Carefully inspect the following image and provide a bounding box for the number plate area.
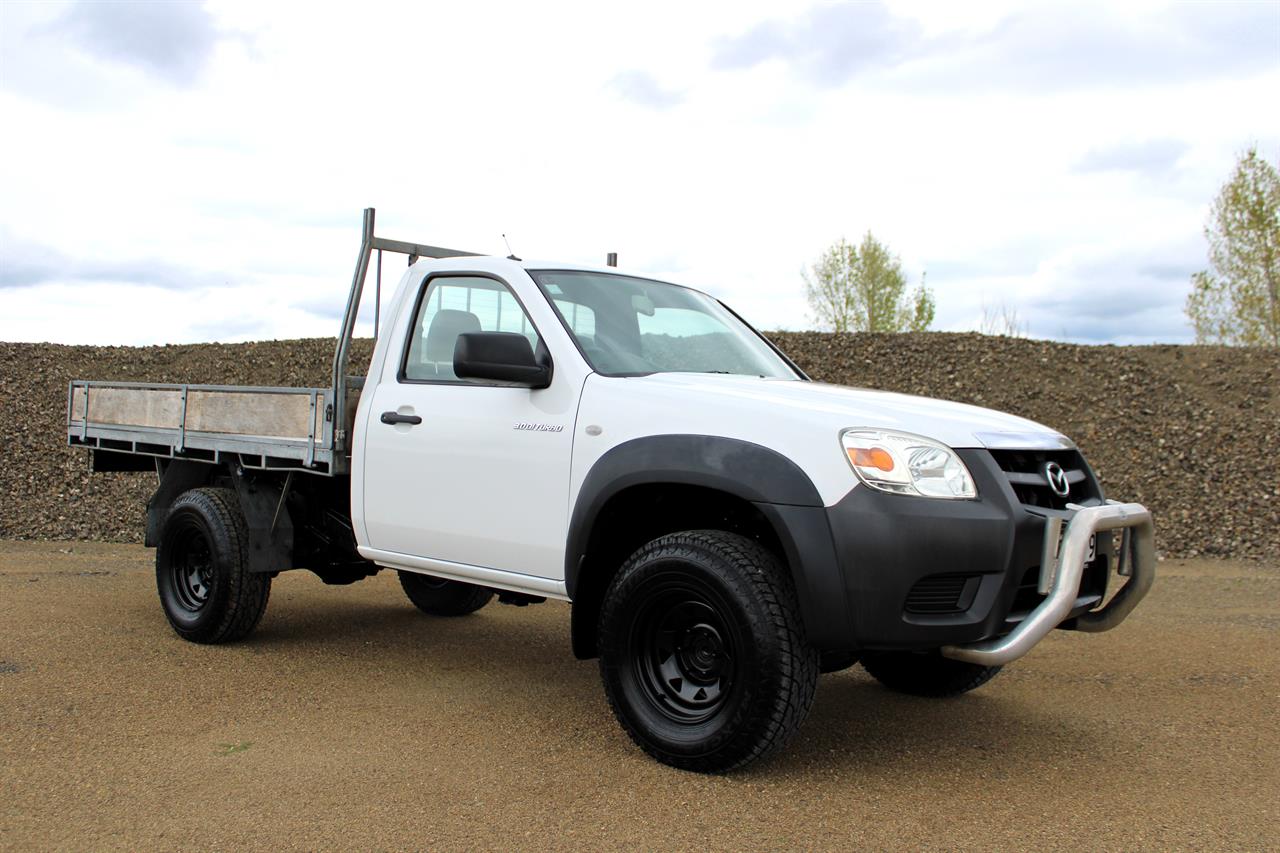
[1039,517,1099,596]
[1055,528,1097,563]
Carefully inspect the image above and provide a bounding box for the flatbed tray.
[67,380,339,474]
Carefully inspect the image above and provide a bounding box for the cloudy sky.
[1,0,1277,346]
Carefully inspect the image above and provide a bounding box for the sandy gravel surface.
[1,541,1276,851]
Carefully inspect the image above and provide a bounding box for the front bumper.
[797,447,1154,661]
[941,500,1154,664]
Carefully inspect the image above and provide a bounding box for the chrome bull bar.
[941,500,1155,666]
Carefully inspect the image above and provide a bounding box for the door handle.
[380,411,423,426]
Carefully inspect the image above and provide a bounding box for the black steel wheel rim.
[169,524,213,612]
[630,578,738,724]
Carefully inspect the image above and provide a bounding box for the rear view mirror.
[632,294,656,316]
[454,332,552,388]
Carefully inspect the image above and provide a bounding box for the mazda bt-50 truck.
[67,209,1155,772]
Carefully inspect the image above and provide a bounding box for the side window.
[403,276,541,382]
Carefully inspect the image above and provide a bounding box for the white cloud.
[1,0,1278,346]
[1074,139,1189,176]
[50,0,226,86]
[607,70,685,109]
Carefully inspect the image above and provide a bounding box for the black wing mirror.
[454,332,552,388]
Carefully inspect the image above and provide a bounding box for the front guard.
[941,501,1156,666]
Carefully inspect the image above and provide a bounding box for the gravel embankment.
[1,334,1276,559]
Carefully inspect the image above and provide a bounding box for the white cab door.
[361,273,577,581]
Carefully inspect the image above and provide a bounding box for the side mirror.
[454,332,552,388]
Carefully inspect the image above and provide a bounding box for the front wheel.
[597,530,819,773]
[860,651,1002,697]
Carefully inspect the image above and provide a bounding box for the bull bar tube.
[941,500,1155,666]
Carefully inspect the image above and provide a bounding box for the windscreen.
[529,270,798,379]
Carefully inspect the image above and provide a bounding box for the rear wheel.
[860,651,1001,697]
[155,487,270,644]
[598,530,818,773]
[398,572,493,616]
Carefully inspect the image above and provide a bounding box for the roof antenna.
[503,233,521,262]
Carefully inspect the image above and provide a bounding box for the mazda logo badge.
[1044,461,1070,497]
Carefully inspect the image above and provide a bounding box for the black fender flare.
[145,460,214,547]
[146,458,293,574]
[565,435,854,652]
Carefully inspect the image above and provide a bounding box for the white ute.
[69,210,1155,772]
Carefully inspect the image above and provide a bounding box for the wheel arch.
[148,458,294,575]
[566,435,852,658]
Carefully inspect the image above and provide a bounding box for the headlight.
[840,428,976,499]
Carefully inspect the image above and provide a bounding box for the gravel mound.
[1,333,1276,559]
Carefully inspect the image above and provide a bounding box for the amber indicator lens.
[847,447,895,471]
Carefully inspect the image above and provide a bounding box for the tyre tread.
[161,487,270,644]
[599,530,819,773]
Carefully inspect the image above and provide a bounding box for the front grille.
[988,448,1101,510]
[905,574,981,614]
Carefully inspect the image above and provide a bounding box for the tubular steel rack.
[69,209,480,476]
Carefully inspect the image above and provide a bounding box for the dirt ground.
[1,541,1276,851]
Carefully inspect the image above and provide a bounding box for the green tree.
[1185,147,1280,346]
[803,232,934,333]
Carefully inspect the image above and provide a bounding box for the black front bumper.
[759,448,1112,653]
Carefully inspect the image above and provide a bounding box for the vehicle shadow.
[748,671,1104,777]
[238,590,597,686]
[229,589,1101,778]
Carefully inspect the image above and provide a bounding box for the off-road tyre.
[860,651,1002,697]
[398,572,494,616]
[597,530,819,773]
[155,487,270,644]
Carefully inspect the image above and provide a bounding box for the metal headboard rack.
[328,208,480,470]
